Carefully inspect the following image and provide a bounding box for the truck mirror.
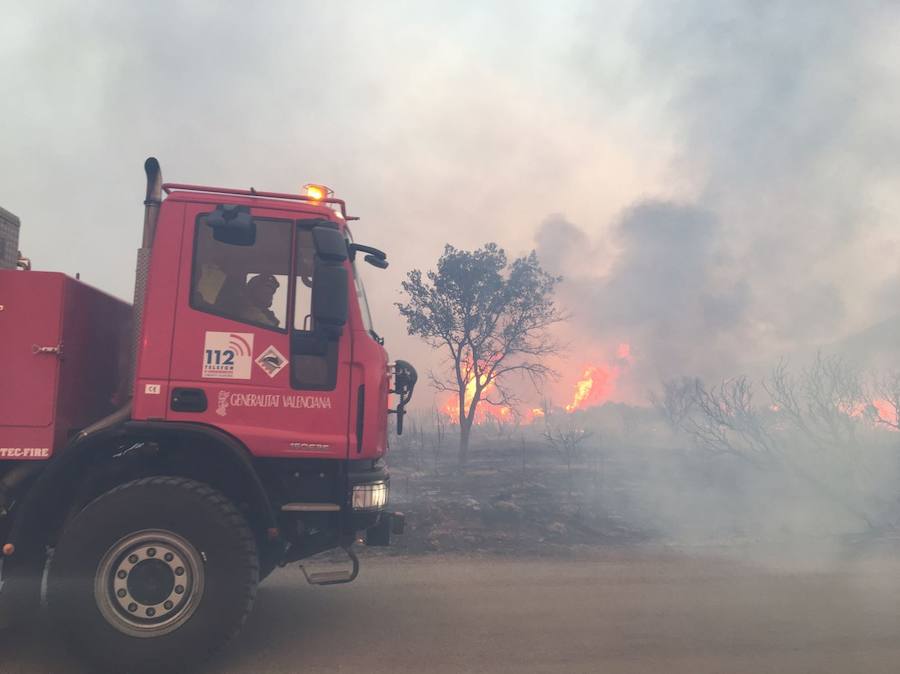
[349,243,388,270]
[312,260,349,338]
[364,254,389,269]
[308,225,349,338]
[312,226,348,262]
[312,218,349,338]
[208,204,256,246]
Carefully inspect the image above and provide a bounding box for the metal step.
[299,546,359,586]
[305,570,355,585]
[281,502,340,512]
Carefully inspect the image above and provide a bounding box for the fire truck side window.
[293,228,315,331]
[191,215,292,331]
[290,225,338,390]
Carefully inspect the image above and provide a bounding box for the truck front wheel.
[48,476,259,672]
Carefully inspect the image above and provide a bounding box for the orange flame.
[441,363,503,424]
[521,407,545,424]
[565,365,618,412]
[871,399,898,429]
[562,341,631,413]
[442,342,633,422]
[816,399,898,432]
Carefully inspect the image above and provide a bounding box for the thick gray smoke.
[4,1,900,405]
[536,1,900,396]
[538,203,751,389]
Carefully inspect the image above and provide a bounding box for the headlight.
[352,481,388,510]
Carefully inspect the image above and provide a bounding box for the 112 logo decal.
[202,332,254,379]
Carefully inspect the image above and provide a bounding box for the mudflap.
[0,554,44,630]
[365,511,404,547]
[0,559,16,629]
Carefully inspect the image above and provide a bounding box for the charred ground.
[384,435,650,556]
[375,391,900,558]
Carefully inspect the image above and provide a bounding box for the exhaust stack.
[128,157,163,395]
[142,157,162,247]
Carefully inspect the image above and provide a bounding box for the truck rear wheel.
[48,476,259,672]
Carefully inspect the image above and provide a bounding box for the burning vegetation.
[388,351,900,555]
[437,341,634,422]
[396,236,900,546]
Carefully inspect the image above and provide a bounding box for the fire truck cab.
[0,159,415,671]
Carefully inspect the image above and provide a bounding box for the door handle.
[32,343,64,358]
[171,388,207,413]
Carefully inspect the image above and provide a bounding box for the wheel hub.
[126,557,176,606]
[95,530,205,637]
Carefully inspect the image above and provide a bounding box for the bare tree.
[650,376,700,434]
[429,406,447,474]
[397,243,565,465]
[544,421,593,496]
[866,370,900,432]
[620,405,639,445]
[519,432,528,486]
[489,409,519,439]
[764,354,888,529]
[659,355,885,530]
[684,376,778,467]
[413,414,425,472]
[764,353,863,451]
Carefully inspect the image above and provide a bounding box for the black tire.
[259,559,278,583]
[48,476,259,673]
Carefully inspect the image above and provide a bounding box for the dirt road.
[6,547,900,673]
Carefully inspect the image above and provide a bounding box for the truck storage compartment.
[0,270,132,458]
[0,207,19,270]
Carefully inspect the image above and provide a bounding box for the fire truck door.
[165,206,351,460]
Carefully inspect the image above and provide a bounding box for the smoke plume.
[536,1,900,400]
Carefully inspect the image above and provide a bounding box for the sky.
[3,1,900,410]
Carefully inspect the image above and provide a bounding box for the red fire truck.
[0,159,415,671]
